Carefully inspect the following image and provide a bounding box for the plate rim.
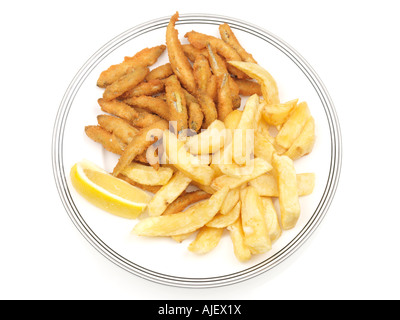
[52,13,342,288]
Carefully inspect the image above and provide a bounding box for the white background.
[1,0,399,300]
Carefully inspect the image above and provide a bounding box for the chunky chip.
[272,153,301,230]
[163,130,215,185]
[147,171,191,216]
[227,60,280,105]
[240,186,271,254]
[132,186,229,236]
[121,162,173,186]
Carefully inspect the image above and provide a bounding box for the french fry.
[219,187,240,215]
[162,190,211,215]
[249,172,315,197]
[223,109,242,130]
[261,99,298,127]
[190,181,216,195]
[284,116,315,160]
[211,157,272,190]
[237,94,260,130]
[233,94,259,164]
[227,61,279,105]
[163,130,215,185]
[272,153,300,230]
[185,119,226,155]
[120,162,173,186]
[171,232,195,243]
[210,142,233,173]
[227,218,252,262]
[103,66,149,101]
[240,186,271,254]
[261,197,282,243]
[256,115,274,138]
[132,186,229,236]
[275,101,311,149]
[207,200,240,228]
[117,174,161,194]
[254,131,275,164]
[188,226,224,254]
[147,171,192,216]
[218,157,271,178]
[97,45,166,88]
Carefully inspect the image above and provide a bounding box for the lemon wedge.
[70,160,152,219]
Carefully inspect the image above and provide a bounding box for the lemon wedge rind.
[70,159,151,219]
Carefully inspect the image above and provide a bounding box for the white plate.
[52,14,342,288]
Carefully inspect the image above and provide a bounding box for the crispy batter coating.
[97,114,139,144]
[185,31,241,62]
[98,98,161,128]
[193,53,218,128]
[182,44,208,63]
[124,95,171,121]
[97,45,166,87]
[207,74,218,102]
[193,54,212,93]
[206,43,227,77]
[85,125,125,155]
[207,44,240,114]
[188,101,204,132]
[102,66,149,101]
[183,87,203,133]
[86,121,153,166]
[165,74,188,133]
[98,98,139,123]
[119,79,165,100]
[145,63,173,81]
[219,23,257,63]
[112,119,168,176]
[130,107,163,128]
[217,73,234,121]
[166,12,197,95]
[185,30,247,79]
